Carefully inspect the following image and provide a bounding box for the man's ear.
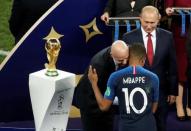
[158,13,161,20]
[141,57,146,65]
[110,52,113,57]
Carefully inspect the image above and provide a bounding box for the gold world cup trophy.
[43,27,63,76]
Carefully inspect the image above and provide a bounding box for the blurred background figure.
[186,25,191,120]
[165,0,191,121]
[9,0,58,44]
[100,0,153,40]
[153,0,169,29]
[101,0,153,24]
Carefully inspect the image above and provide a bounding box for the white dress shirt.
[141,27,156,54]
[131,1,136,8]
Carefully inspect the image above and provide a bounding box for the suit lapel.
[138,29,144,43]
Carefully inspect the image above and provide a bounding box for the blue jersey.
[104,66,159,131]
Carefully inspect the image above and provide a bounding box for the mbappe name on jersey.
[123,76,145,84]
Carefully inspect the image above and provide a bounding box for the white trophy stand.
[29,69,75,131]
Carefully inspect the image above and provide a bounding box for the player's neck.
[129,61,143,67]
[129,63,142,67]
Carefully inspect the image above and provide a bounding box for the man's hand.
[100,12,109,24]
[165,7,174,16]
[88,65,98,86]
[167,95,176,105]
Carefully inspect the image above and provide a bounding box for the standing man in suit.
[74,40,129,131]
[9,0,58,43]
[123,6,178,131]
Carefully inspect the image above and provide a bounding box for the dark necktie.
[147,33,153,66]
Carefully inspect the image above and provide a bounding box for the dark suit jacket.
[123,28,178,96]
[74,47,116,115]
[9,0,58,43]
[104,0,153,17]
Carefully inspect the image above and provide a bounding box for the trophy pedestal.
[29,69,75,131]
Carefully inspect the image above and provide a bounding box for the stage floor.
[0,109,190,131]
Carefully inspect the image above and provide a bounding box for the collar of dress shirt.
[141,27,157,54]
[141,27,156,39]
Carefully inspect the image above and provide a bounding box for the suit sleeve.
[91,62,110,94]
[103,0,115,16]
[168,33,178,95]
[9,0,23,38]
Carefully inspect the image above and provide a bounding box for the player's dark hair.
[129,43,146,60]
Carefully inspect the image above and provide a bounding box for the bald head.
[111,40,129,66]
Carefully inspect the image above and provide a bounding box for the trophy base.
[45,70,59,77]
